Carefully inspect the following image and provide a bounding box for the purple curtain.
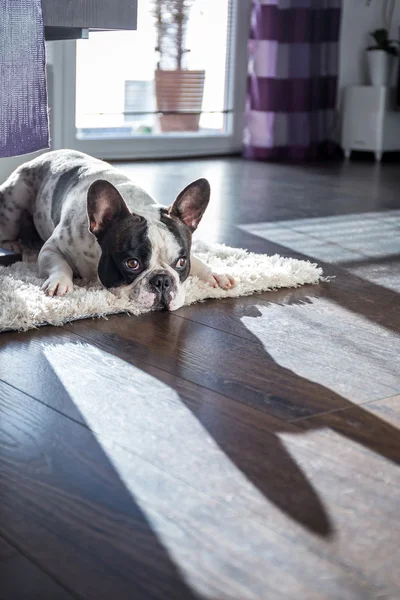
[0,0,49,157]
[243,0,342,162]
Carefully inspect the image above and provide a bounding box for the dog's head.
[87,177,210,311]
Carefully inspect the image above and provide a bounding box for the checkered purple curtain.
[0,0,49,157]
[243,0,342,162]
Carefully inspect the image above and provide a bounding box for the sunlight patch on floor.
[239,211,400,272]
[239,300,400,402]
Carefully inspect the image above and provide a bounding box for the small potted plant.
[367,28,399,86]
[152,0,205,132]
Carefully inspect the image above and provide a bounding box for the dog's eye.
[125,258,140,271]
[176,256,187,269]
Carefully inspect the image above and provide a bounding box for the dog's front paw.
[1,240,22,253]
[42,275,73,297]
[204,272,236,290]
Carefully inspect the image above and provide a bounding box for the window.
[50,0,249,159]
[76,0,231,138]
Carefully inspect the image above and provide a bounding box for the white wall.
[339,0,400,92]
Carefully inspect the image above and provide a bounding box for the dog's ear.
[168,178,210,233]
[87,180,130,237]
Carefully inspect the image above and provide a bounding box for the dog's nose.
[149,273,172,294]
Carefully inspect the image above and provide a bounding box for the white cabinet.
[341,85,400,162]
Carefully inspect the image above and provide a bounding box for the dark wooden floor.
[1,156,400,600]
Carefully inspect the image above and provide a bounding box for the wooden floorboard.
[0,346,336,536]
[0,536,18,562]
[0,313,380,423]
[174,279,400,398]
[1,157,400,599]
[0,554,75,600]
[1,378,399,599]
[67,309,398,417]
[0,534,75,599]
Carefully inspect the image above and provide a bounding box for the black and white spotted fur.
[0,150,234,310]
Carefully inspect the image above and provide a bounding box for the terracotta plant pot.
[154,70,205,132]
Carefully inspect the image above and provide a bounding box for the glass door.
[52,0,250,159]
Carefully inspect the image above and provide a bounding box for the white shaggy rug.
[0,240,324,332]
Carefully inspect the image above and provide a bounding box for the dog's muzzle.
[149,273,173,311]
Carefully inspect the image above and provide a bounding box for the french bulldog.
[0,149,235,310]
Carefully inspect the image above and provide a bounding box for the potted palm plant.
[152,0,205,132]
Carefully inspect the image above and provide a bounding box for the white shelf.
[341,85,400,161]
